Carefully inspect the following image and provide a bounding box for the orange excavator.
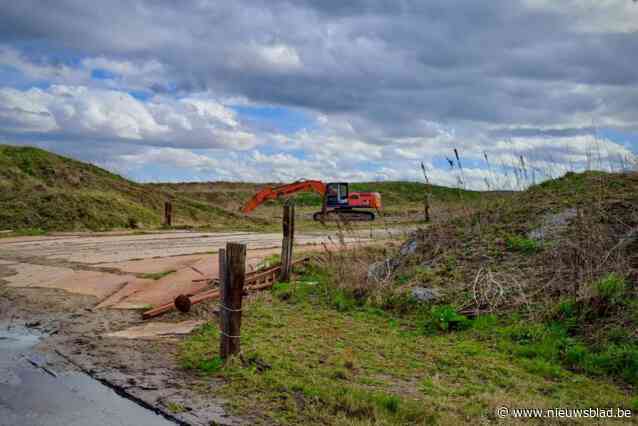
[242,180,382,221]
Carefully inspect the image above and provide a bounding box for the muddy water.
[0,326,176,426]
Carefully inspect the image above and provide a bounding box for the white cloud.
[230,43,303,72]
[524,0,638,33]
[0,45,171,94]
[256,44,303,71]
[0,46,89,84]
[0,85,258,149]
[0,88,57,132]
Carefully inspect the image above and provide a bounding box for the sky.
[0,0,637,189]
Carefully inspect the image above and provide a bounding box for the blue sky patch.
[599,128,638,150]
[128,90,153,101]
[232,105,314,134]
[91,68,118,80]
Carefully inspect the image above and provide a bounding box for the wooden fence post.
[219,242,246,359]
[218,247,226,292]
[280,200,295,282]
[164,201,173,227]
[424,190,430,222]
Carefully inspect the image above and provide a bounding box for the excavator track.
[313,210,375,222]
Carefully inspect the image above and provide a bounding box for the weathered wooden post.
[164,201,173,227]
[279,200,295,282]
[218,248,226,289]
[219,242,246,359]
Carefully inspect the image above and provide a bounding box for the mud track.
[0,228,408,425]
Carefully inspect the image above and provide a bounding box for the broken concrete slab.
[110,268,211,310]
[5,265,134,299]
[104,320,205,339]
[98,255,206,274]
[95,277,160,310]
[4,263,76,288]
[99,251,282,310]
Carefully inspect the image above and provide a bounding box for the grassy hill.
[0,146,252,232]
[0,145,493,232]
[362,170,638,385]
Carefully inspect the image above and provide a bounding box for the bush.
[563,343,588,368]
[426,305,470,333]
[272,282,293,301]
[596,273,626,304]
[585,344,638,385]
[505,235,541,254]
[196,355,225,373]
[474,317,638,386]
[375,394,400,413]
[332,290,358,312]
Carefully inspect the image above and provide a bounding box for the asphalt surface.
[0,325,176,426]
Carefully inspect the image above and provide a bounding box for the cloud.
[0,85,258,149]
[0,0,637,188]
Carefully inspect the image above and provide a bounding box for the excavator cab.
[326,182,349,208]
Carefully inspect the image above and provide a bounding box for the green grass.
[165,402,186,414]
[0,228,48,237]
[470,316,638,386]
[505,235,541,254]
[139,270,176,280]
[180,268,635,424]
[596,273,627,304]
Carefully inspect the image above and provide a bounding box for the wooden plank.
[142,257,309,320]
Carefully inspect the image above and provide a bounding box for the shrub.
[375,394,400,413]
[596,273,626,305]
[586,344,638,385]
[426,305,470,332]
[553,299,579,331]
[563,343,588,368]
[332,290,358,312]
[272,282,293,301]
[505,235,541,254]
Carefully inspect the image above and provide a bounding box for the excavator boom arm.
[242,180,326,214]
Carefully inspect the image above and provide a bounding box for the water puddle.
[0,326,177,426]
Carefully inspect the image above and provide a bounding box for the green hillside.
[157,179,483,210]
[0,145,493,232]
[0,145,252,232]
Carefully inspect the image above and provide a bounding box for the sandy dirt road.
[0,228,406,309]
[0,228,409,425]
[0,229,372,264]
